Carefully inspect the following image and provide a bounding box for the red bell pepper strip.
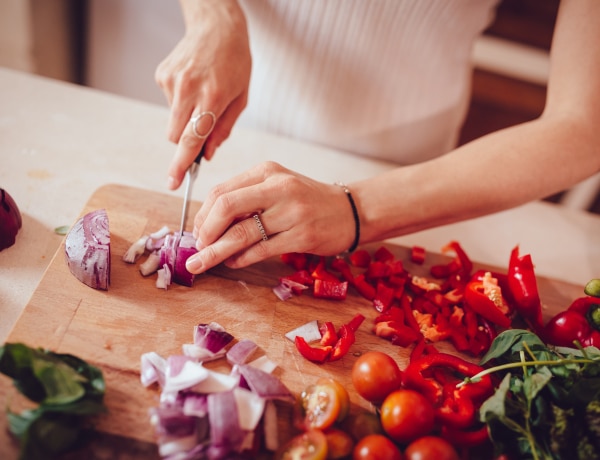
[344,313,366,332]
[313,279,348,300]
[319,322,338,347]
[353,274,376,301]
[311,257,341,282]
[373,281,396,313]
[294,336,331,363]
[463,276,511,328]
[330,257,355,283]
[403,353,494,430]
[348,249,371,268]
[374,246,395,263]
[411,245,426,264]
[441,424,490,448]
[430,241,473,279]
[373,321,420,347]
[507,246,544,333]
[329,325,356,361]
[401,293,423,337]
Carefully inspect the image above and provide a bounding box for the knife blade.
[179,147,205,235]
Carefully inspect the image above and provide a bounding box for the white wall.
[85,0,184,106]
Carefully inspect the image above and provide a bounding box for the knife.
[179,147,205,235]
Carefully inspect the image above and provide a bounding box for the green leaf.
[53,225,70,236]
[480,329,546,365]
[523,367,552,402]
[32,358,86,405]
[480,373,511,422]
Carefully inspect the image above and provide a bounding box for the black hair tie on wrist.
[335,182,360,253]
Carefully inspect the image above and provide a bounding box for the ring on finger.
[253,214,269,241]
[190,111,217,139]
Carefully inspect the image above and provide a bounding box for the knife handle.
[193,146,205,164]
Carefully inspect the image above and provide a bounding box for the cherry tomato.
[351,351,402,404]
[341,411,383,441]
[324,428,354,459]
[353,434,403,460]
[380,389,435,444]
[317,377,350,422]
[301,379,347,430]
[404,436,459,460]
[275,429,328,460]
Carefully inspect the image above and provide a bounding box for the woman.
[155,0,600,275]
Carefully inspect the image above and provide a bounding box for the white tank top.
[237,0,499,164]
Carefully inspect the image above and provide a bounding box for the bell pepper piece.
[329,325,355,361]
[294,336,332,363]
[373,321,420,347]
[281,252,309,271]
[401,294,423,337]
[330,257,355,283]
[403,353,493,430]
[411,245,426,264]
[348,249,371,268]
[313,279,348,300]
[319,321,338,347]
[353,274,376,301]
[311,257,341,283]
[365,261,391,280]
[463,275,511,328]
[373,281,395,313]
[374,246,395,263]
[344,313,366,332]
[507,246,544,333]
[441,424,490,448]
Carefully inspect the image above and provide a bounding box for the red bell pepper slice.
[373,281,395,313]
[281,252,309,271]
[373,321,420,347]
[374,246,395,262]
[344,313,366,332]
[411,245,426,264]
[319,321,338,347]
[294,336,332,363]
[311,257,341,283]
[463,277,511,328]
[330,257,355,283]
[329,325,356,361]
[313,279,348,300]
[507,246,544,333]
[353,274,376,301]
[348,249,371,268]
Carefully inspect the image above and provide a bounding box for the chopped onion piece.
[273,278,309,300]
[284,319,321,343]
[191,368,238,393]
[193,322,234,353]
[263,400,279,452]
[123,235,149,263]
[182,393,208,418]
[150,225,171,240]
[235,364,293,401]
[233,387,265,431]
[248,355,278,374]
[141,351,167,387]
[140,250,161,276]
[207,391,245,455]
[226,339,258,365]
[64,208,110,290]
[182,344,225,362]
[163,361,209,394]
[157,264,171,290]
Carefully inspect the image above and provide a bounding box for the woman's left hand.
[185,162,357,274]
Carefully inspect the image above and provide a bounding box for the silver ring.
[253,214,269,241]
[190,111,217,139]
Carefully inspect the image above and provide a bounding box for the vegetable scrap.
[123,225,200,289]
[141,322,294,458]
[0,188,22,251]
[287,314,365,364]
[64,208,110,290]
[0,343,107,460]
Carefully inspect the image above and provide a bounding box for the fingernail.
[167,176,178,190]
[186,253,203,273]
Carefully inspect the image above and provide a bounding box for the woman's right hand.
[155,0,252,190]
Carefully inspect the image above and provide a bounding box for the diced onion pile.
[141,322,293,458]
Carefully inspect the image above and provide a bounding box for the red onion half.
[0,188,22,251]
[65,208,111,290]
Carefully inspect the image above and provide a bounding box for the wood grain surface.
[0,184,585,459]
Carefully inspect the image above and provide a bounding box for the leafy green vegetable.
[0,343,107,460]
[472,330,600,460]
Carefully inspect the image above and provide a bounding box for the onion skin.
[65,209,111,290]
[0,188,22,251]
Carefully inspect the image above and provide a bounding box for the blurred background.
[1,0,599,213]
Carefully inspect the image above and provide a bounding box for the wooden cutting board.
[0,184,584,459]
